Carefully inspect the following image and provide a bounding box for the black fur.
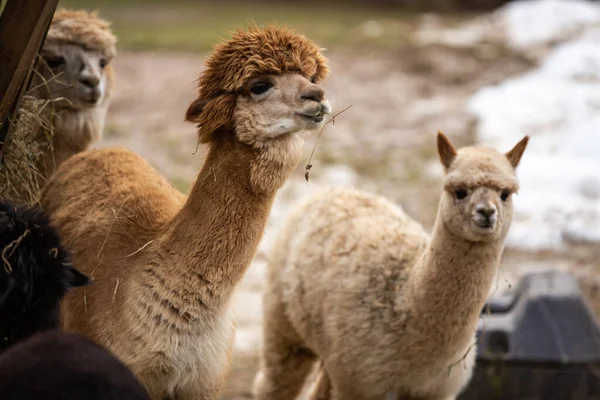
[0,201,90,353]
[0,330,150,400]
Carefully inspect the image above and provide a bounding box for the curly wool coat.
[0,202,89,354]
[186,26,329,142]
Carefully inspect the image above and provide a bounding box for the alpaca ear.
[437,130,457,170]
[185,98,208,123]
[64,266,92,288]
[505,135,529,168]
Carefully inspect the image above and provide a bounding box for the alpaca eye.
[310,76,317,84]
[250,82,273,95]
[500,190,510,201]
[99,58,107,69]
[454,189,467,200]
[45,55,65,69]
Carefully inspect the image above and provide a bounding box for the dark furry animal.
[0,201,90,353]
[0,330,150,400]
[0,203,148,399]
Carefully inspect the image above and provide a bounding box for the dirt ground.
[97,44,600,399]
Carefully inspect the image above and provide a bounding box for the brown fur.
[40,26,330,400]
[437,129,457,170]
[253,132,529,400]
[505,135,529,168]
[187,26,329,143]
[46,9,117,58]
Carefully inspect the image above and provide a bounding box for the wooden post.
[0,0,59,161]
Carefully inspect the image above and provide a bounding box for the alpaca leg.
[252,298,317,400]
[252,340,316,400]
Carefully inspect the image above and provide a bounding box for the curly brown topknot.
[186,26,330,143]
[47,9,117,59]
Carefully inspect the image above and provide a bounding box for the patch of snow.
[503,0,600,50]
[415,0,600,53]
[541,28,600,80]
[468,25,600,251]
[414,12,501,48]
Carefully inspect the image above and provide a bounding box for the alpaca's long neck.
[43,107,106,174]
[152,134,301,309]
[408,216,503,349]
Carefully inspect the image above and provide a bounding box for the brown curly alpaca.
[41,26,330,400]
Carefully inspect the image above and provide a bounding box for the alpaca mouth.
[474,219,495,230]
[80,87,102,105]
[297,113,324,123]
[83,94,101,105]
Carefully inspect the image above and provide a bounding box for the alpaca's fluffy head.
[0,331,150,400]
[0,202,90,351]
[185,26,330,144]
[436,131,529,243]
[30,9,117,110]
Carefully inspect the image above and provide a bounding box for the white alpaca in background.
[253,131,529,400]
[29,8,117,175]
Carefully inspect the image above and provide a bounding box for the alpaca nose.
[476,205,496,218]
[301,88,325,103]
[80,75,100,89]
[475,204,497,228]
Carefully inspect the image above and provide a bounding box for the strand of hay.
[0,94,57,205]
[304,104,353,182]
[2,228,30,273]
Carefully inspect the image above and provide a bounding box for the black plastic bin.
[458,270,600,400]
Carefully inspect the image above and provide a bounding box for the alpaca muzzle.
[321,100,332,116]
[473,203,497,229]
[297,100,331,123]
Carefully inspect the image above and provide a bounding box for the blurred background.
[11,0,600,397]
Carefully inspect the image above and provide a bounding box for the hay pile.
[0,95,56,205]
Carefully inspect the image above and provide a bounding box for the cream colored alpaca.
[253,132,529,400]
[41,27,330,400]
[30,8,116,176]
